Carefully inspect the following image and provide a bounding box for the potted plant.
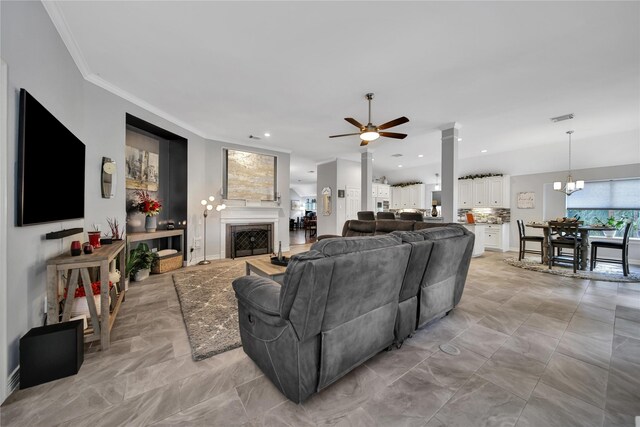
[595,216,626,237]
[126,243,157,281]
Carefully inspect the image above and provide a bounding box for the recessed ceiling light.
[481,149,488,153]
[418,154,424,158]
[457,138,463,142]
[264,132,270,137]
[398,165,403,168]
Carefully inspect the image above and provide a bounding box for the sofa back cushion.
[374,219,415,235]
[341,220,376,237]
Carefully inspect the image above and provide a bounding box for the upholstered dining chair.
[548,221,582,273]
[590,221,632,276]
[517,219,544,263]
[377,212,395,220]
[357,211,376,221]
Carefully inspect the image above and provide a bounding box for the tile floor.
[1,251,639,426]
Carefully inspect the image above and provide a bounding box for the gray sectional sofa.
[232,224,474,403]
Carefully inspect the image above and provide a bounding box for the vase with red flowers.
[132,190,162,232]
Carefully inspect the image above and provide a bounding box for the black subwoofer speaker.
[19,319,84,389]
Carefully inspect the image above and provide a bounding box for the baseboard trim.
[7,366,19,396]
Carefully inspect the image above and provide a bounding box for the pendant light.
[553,130,584,196]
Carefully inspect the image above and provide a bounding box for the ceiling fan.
[329,93,409,146]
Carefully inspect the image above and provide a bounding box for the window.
[566,178,640,238]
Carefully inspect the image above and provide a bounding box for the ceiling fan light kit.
[330,93,409,146]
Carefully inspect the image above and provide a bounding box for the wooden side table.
[46,240,126,350]
[245,257,288,284]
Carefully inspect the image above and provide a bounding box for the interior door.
[346,187,360,220]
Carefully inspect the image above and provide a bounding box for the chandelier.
[553,130,584,196]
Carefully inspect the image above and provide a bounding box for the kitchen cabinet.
[473,179,488,207]
[484,223,510,252]
[372,183,391,199]
[391,187,402,209]
[462,223,485,257]
[458,176,510,208]
[458,179,473,208]
[390,184,426,209]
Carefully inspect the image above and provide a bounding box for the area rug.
[172,259,246,361]
[504,257,640,283]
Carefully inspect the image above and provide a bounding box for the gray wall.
[0,0,290,395]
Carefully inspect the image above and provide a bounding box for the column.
[361,151,373,211]
[441,123,460,222]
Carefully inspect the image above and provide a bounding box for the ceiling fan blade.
[360,140,369,146]
[379,132,407,139]
[377,116,409,130]
[329,133,361,138]
[344,118,364,129]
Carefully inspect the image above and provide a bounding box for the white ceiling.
[46,1,640,189]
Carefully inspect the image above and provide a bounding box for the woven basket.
[152,252,183,274]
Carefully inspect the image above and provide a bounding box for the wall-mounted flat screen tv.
[18,89,85,226]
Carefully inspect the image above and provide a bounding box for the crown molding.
[41,1,91,78]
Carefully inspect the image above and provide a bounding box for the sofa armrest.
[232,276,281,316]
[317,234,341,241]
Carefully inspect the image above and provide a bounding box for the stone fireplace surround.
[219,206,280,259]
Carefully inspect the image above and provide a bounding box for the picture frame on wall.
[223,149,277,201]
[517,192,535,209]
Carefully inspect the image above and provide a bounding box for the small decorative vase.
[70,240,82,256]
[145,215,157,232]
[431,205,438,217]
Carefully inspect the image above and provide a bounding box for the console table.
[127,229,185,265]
[46,240,126,350]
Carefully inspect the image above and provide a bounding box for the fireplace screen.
[228,223,273,258]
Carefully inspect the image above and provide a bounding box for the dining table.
[526,222,617,270]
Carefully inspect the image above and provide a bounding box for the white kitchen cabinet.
[377,184,390,198]
[458,176,510,208]
[390,184,426,209]
[458,179,473,208]
[462,223,485,257]
[473,178,488,207]
[391,187,402,209]
[484,223,510,252]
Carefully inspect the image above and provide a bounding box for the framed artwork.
[224,149,277,201]
[125,146,159,191]
[517,192,535,209]
[322,187,332,216]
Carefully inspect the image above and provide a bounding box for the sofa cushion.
[375,219,415,235]
[390,230,425,243]
[342,220,376,237]
[414,225,466,241]
[311,234,401,257]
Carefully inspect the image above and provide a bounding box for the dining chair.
[377,212,395,220]
[517,219,544,263]
[357,211,376,221]
[399,212,424,221]
[548,221,582,273]
[590,221,632,276]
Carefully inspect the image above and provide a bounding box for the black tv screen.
[18,89,85,226]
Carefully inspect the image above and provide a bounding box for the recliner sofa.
[232,225,473,403]
[318,218,450,240]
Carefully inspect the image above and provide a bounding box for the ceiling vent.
[249,135,261,140]
[391,153,403,157]
[550,114,574,123]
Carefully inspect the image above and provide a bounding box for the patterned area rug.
[172,259,246,361]
[504,257,640,282]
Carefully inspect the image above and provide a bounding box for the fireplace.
[226,223,273,259]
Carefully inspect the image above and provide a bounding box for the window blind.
[567,178,640,209]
